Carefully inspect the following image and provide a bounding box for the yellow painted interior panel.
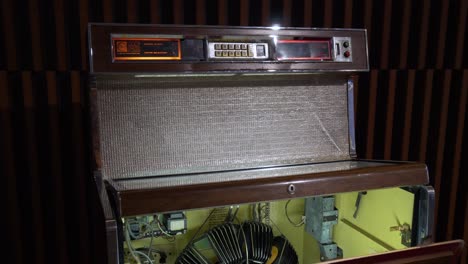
[124,187,416,263]
[124,200,313,263]
[334,187,415,258]
[333,219,388,258]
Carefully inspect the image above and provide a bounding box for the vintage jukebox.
[88,24,464,264]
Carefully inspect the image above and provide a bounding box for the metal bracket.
[305,196,343,261]
[319,243,343,261]
[353,191,367,218]
[305,196,338,244]
[347,77,357,158]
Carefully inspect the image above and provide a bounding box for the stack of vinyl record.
[207,223,244,264]
[267,236,299,264]
[176,222,297,264]
[177,246,210,264]
[239,221,273,263]
[176,247,210,264]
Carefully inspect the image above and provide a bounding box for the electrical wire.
[277,236,287,263]
[268,216,285,237]
[231,206,239,221]
[152,216,176,242]
[225,206,240,223]
[127,219,157,256]
[125,221,142,264]
[127,220,145,240]
[146,225,155,256]
[125,219,157,263]
[156,221,171,237]
[133,250,154,264]
[285,200,305,227]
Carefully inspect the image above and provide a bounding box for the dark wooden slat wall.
[1,0,467,263]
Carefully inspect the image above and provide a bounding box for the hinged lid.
[92,73,355,180]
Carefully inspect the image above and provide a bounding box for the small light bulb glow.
[271,24,281,30]
[269,35,278,45]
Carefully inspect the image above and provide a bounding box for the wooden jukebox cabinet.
[88,24,464,264]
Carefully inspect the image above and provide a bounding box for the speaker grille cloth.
[96,75,350,180]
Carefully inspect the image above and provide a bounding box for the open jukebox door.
[88,24,465,264]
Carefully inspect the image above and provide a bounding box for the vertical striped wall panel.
[1,0,467,263]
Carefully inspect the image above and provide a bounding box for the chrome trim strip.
[347,78,357,158]
[364,29,370,71]
[88,23,94,73]
[88,22,368,32]
[418,186,435,244]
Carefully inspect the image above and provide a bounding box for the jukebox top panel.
[88,24,368,72]
[87,25,432,220]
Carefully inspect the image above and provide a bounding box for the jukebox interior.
[121,186,431,264]
[88,24,445,264]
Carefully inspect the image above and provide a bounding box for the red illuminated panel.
[112,38,181,61]
[276,39,331,61]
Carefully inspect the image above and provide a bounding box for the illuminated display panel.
[112,38,181,61]
[276,40,331,61]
